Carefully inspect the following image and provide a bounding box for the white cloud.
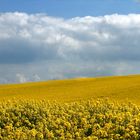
[16,73,27,83]
[0,12,140,83]
[33,74,40,81]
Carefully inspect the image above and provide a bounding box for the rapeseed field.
[1,99,140,139]
[0,74,140,103]
[0,75,140,139]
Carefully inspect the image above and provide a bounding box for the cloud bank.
[0,12,140,83]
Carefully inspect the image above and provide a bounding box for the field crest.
[0,75,140,104]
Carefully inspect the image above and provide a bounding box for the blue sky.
[0,0,140,18]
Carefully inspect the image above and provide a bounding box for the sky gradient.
[0,0,140,18]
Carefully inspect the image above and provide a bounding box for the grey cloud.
[1,13,140,63]
[0,13,140,83]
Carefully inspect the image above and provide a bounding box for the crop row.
[0,98,140,139]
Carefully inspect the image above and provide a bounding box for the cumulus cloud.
[33,74,40,81]
[0,12,140,83]
[16,73,27,83]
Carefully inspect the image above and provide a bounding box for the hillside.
[1,75,140,139]
[0,74,140,104]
